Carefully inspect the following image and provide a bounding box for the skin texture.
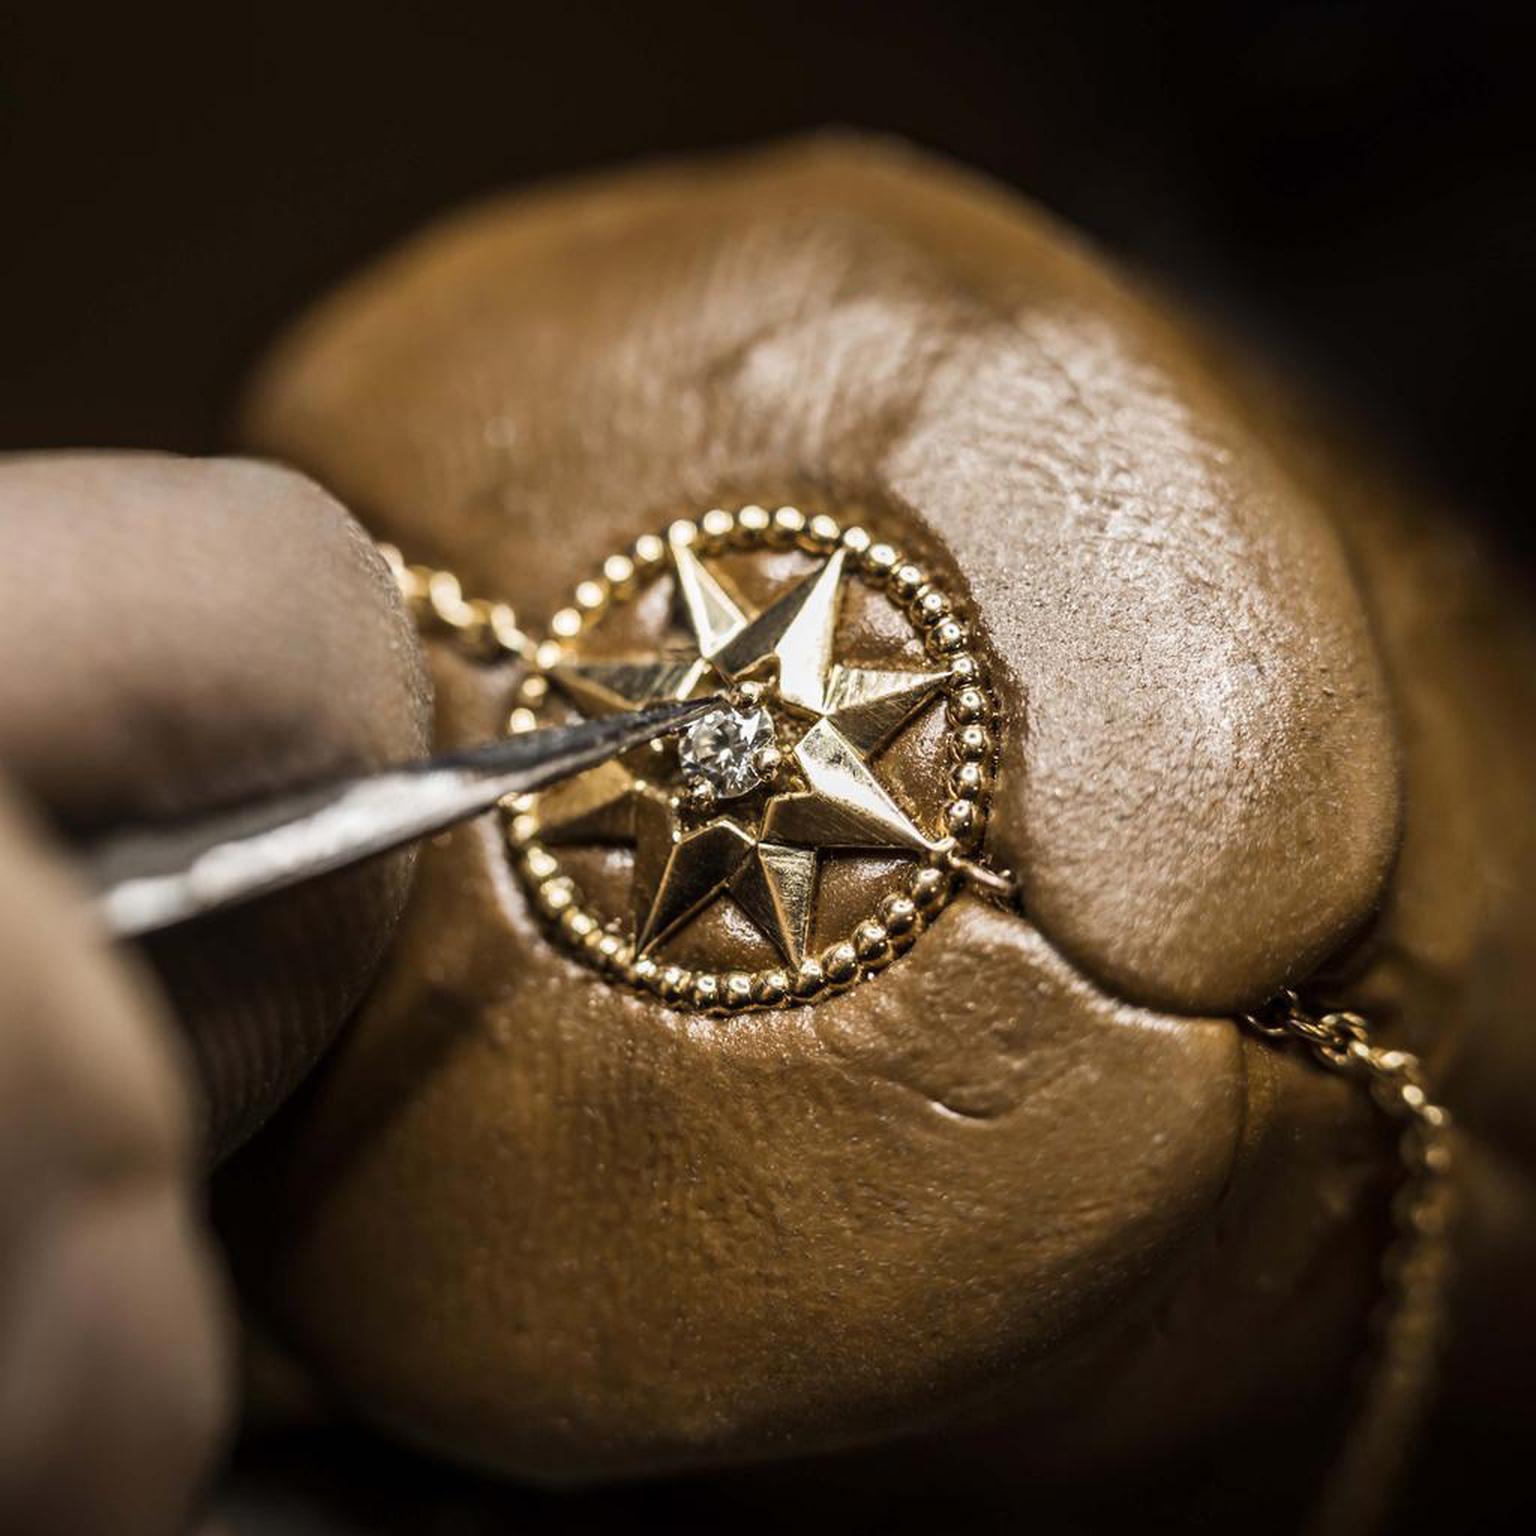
[0,453,432,1531]
[224,138,1533,1489]
[0,786,226,1536]
[0,453,432,1155]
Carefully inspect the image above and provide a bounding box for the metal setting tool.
[87,696,721,938]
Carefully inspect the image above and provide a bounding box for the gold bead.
[701,507,735,543]
[806,512,841,549]
[931,618,967,653]
[596,932,623,961]
[949,653,979,682]
[668,518,698,548]
[953,761,987,797]
[684,777,719,812]
[574,579,607,612]
[912,866,948,908]
[756,970,790,1004]
[426,569,469,625]
[533,639,565,671]
[854,921,889,961]
[550,606,583,639]
[509,706,539,733]
[509,812,539,844]
[865,542,899,575]
[692,973,721,1009]
[824,942,859,983]
[772,506,807,541]
[891,563,926,599]
[949,686,985,723]
[518,673,549,704]
[945,799,979,838]
[633,532,666,567]
[724,972,754,1007]
[602,553,636,589]
[488,603,527,655]
[562,908,597,940]
[540,878,575,915]
[633,956,659,984]
[794,958,825,996]
[525,846,558,880]
[660,965,691,999]
[753,745,784,779]
[956,724,990,760]
[915,588,951,625]
[738,504,771,538]
[879,894,918,936]
[841,524,871,557]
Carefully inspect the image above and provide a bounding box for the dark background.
[1,1,1532,558]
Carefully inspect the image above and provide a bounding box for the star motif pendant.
[505,506,998,1012]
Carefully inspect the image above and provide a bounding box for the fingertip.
[0,1182,231,1536]
[0,789,231,1535]
[0,452,433,1152]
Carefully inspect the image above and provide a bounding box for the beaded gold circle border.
[503,505,1000,1012]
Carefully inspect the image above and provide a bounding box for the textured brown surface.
[243,139,1399,1014]
[224,139,1532,1481]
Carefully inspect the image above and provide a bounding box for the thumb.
[0,452,432,1157]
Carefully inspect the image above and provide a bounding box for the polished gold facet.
[765,718,934,854]
[635,818,755,956]
[670,531,747,658]
[628,790,681,936]
[534,758,639,844]
[552,656,712,716]
[714,546,845,712]
[822,663,951,755]
[729,842,817,966]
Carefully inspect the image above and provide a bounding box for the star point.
[714,547,846,711]
[670,531,748,658]
[763,719,935,855]
[729,842,817,966]
[634,816,755,956]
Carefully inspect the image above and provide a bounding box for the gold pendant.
[505,505,998,1011]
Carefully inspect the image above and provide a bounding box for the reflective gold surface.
[508,507,994,1009]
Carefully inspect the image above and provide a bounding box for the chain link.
[1243,990,1456,1536]
[379,543,536,664]
[388,545,1453,1536]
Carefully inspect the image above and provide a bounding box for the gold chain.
[379,543,536,664]
[384,541,1453,1536]
[1242,991,1456,1536]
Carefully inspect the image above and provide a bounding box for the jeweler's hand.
[0,451,431,1534]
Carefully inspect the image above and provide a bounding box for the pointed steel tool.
[86,696,721,939]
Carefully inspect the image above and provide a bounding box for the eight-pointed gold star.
[532,529,950,966]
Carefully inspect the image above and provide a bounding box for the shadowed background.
[0,0,1530,565]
